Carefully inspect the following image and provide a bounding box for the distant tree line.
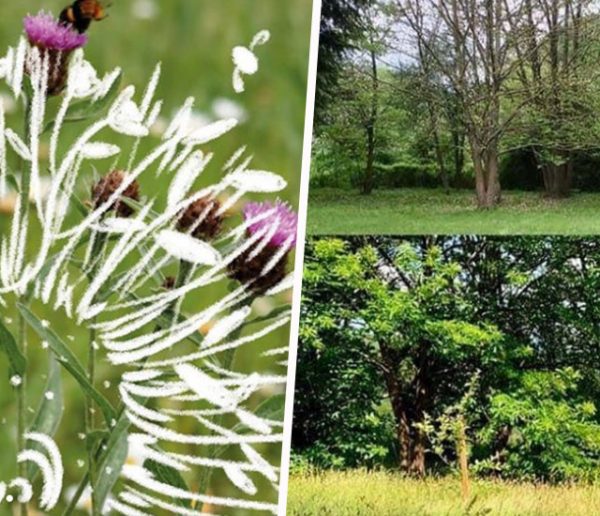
[314,0,600,206]
[293,237,600,481]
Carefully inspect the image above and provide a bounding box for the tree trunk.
[432,126,449,193]
[543,161,573,198]
[362,46,378,195]
[471,138,501,208]
[409,352,431,477]
[363,124,375,195]
[383,364,411,470]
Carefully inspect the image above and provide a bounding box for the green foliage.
[477,369,600,482]
[294,236,600,484]
[0,317,26,379]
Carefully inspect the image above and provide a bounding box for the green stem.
[86,323,99,516]
[62,471,89,516]
[86,233,107,516]
[67,259,190,513]
[17,312,27,516]
[15,95,32,516]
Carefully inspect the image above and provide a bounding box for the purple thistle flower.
[24,12,88,51]
[243,201,298,248]
[227,201,297,294]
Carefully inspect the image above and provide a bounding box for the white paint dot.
[233,46,258,75]
[10,375,22,387]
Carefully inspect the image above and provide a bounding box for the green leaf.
[43,72,123,133]
[17,304,116,425]
[0,317,26,378]
[93,414,129,511]
[255,394,286,421]
[27,355,63,478]
[143,459,192,508]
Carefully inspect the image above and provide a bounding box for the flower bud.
[177,196,223,241]
[91,170,140,218]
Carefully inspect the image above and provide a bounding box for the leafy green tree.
[294,236,600,482]
[317,0,373,120]
[477,369,600,481]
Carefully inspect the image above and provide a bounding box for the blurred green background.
[0,0,312,513]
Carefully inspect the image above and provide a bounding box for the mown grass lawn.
[308,188,600,235]
[288,471,600,515]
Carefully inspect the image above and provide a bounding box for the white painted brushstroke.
[265,272,295,295]
[8,478,32,504]
[124,489,205,516]
[232,47,258,75]
[122,370,163,383]
[183,118,238,146]
[119,491,152,509]
[262,346,289,357]
[140,63,162,117]
[120,385,172,423]
[223,145,247,171]
[175,364,239,409]
[167,151,210,208]
[232,67,245,94]
[224,465,257,495]
[155,230,221,266]
[0,99,6,198]
[0,34,290,514]
[236,409,273,435]
[163,97,194,140]
[122,465,279,513]
[95,218,147,235]
[24,432,63,509]
[241,443,279,482]
[81,142,121,160]
[145,315,291,368]
[93,66,122,102]
[250,30,271,50]
[228,169,287,193]
[68,55,99,98]
[5,129,31,161]
[11,38,26,99]
[106,499,151,516]
[203,306,251,348]
[144,100,162,129]
[16,451,54,509]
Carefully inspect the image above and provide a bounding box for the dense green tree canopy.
[293,237,600,481]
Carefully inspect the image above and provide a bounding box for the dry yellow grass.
[287,470,600,515]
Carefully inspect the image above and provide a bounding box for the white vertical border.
[278,0,322,513]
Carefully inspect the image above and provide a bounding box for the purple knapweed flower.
[24,12,88,51]
[23,11,88,95]
[228,200,298,294]
[243,201,298,248]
